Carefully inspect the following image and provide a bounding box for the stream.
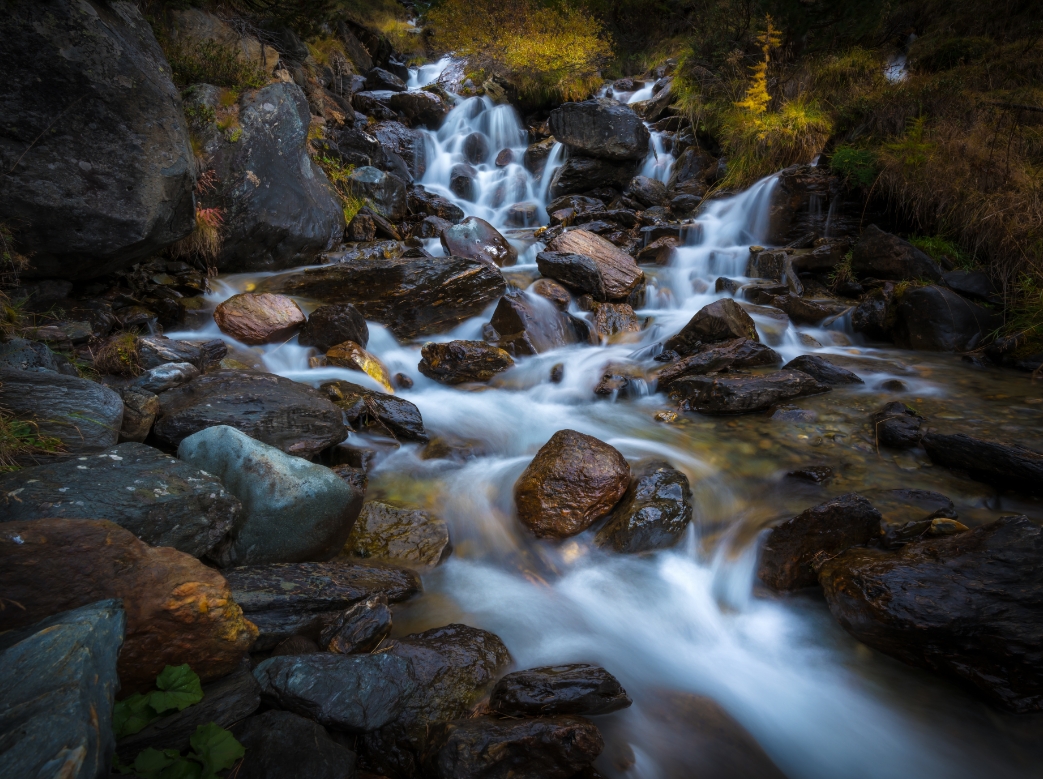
[169,60,1043,778]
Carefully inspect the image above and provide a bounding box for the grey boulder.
[548,99,650,161]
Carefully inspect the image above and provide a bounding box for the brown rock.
[547,229,643,300]
[636,236,678,265]
[214,293,305,345]
[514,430,631,539]
[654,338,779,388]
[590,301,640,340]
[669,369,829,415]
[345,501,451,568]
[326,341,393,392]
[0,519,257,693]
[419,340,514,384]
[663,299,758,356]
[530,279,572,311]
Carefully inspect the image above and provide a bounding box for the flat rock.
[669,369,830,415]
[0,519,256,693]
[441,217,517,267]
[663,299,759,356]
[783,355,864,385]
[321,379,428,442]
[0,442,239,558]
[871,402,923,449]
[419,340,514,384]
[490,664,631,716]
[514,429,631,539]
[548,99,650,161]
[214,293,306,345]
[153,370,348,457]
[921,432,1043,495]
[818,516,1043,712]
[546,230,643,300]
[346,501,450,568]
[851,225,943,282]
[233,710,358,779]
[594,461,693,553]
[299,304,370,351]
[655,338,779,388]
[319,593,392,654]
[758,494,882,590]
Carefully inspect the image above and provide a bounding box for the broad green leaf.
[133,747,180,778]
[189,723,245,778]
[150,664,204,713]
[159,759,203,779]
[113,693,160,739]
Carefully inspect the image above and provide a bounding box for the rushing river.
[169,60,1043,778]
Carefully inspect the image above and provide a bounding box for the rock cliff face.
[0,0,196,279]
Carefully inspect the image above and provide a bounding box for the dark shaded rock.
[530,279,572,311]
[349,166,408,221]
[921,433,1043,495]
[871,402,923,449]
[663,299,759,356]
[0,600,124,779]
[366,67,406,92]
[880,379,907,392]
[636,236,679,265]
[450,163,479,201]
[546,229,643,300]
[360,624,512,779]
[321,379,427,442]
[408,187,465,222]
[319,593,392,654]
[300,304,370,352]
[138,335,226,372]
[422,716,604,779]
[0,369,123,458]
[390,91,449,129]
[669,369,830,415]
[260,255,506,339]
[514,429,630,539]
[655,338,779,388]
[0,338,60,372]
[819,516,1043,712]
[891,285,1001,352]
[495,148,514,166]
[224,560,421,651]
[254,651,414,732]
[463,132,490,164]
[233,710,358,779]
[1,0,195,280]
[548,156,639,199]
[118,386,160,443]
[352,90,397,120]
[419,341,514,384]
[441,217,518,267]
[850,284,895,341]
[851,225,944,282]
[783,355,864,385]
[116,667,260,763]
[595,462,693,553]
[372,120,427,178]
[488,291,584,355]
[549,99,650,161]
[668,147,714,189]
[153,370,347,456]
[943,269,997,301]
[772,294,843,325]
[0,442,238,558]
[346,502,450,569]
[416,215,453,238]
[786,465,833,483]
[537,252,606,299]
[625,175,668,208]
[331,124,385,168]
[588,301,640,340]
[523,137,558,175]
[758,494,882,591]
[490,663,631,716]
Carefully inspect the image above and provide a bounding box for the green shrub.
[830,146,879,187]
[165,38,268,90]
[909,235,972,269]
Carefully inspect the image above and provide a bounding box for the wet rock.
[632,77,674,121]
[254,651,414,732]
[669,369,830,415]
[851,284,895,341]
[138,335,226,372]
[212,293,304,346]
[595,462,693,553]
[0,369,123,459]
[880,378,907,392]
[419,341,514,384]
[373,120,428,177]
[546,230,643,300]
[593,362,644,399]
[588,301,641,340]
[921,433,1043,495]
[943,269,997,302]
[758,494,882,591]
[818,516,1043,712]
[625,175,668,207]
[1,0,195,280]
[450,163,479,201]
[366,66,406,92]
[390,91,449,128]
[783,355,864,385]
[360,624,511,779]
[488,291,585,355]
[322,379,428,442]
[346,501,450,569]
[463,132,491,165]
[550,364,565,383]
[772,294,843,325]
[115,666,260,763]
[224,561,420,650]
[506,202,539,227]
[496,149,514,166]
[408,187,465,222]
[549,99,650,161]
[349,166,408,221]
[531,278,572,311]
[153,370,348,456]
[668,147,714,190]
[871,402,923,449]
[233,710,358,779]
[352,90,398,121]
[523,137,558,175]
[0,442,238,558]
[851,225,944,282]
[892,285,1001,352]
[655,338,780,388]
[327,340,393,392]
[0,601,124,779]
[0,519,256,692]
[786,465,834,483]
[319,593,392,654]
[514,430,631,539]
[118,386,160,442]
[300,304,370,352]
[662,299,759,356]
[178,426,363,567]
[636,236,679,265]
[133,362,200,394]
[536,251,606,299]
[416,214,453,238]
[260,255,506,339]
[441,217,518,267]
[422,716,604,779]
[491,664,631,716]
[548,156,639,198]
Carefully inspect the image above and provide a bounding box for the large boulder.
[594,461,693,553]
[419,341,514,384]
[654,338,779,388]
[259,255,506,339]
[224,561,421,650]
[153,370,348,456]
[548,156,639,198]
[548,99,650,161]
[668,369,830,415]
[0,443,239,558]
[514,430,631,539]
[891,285,1001,352]
[346,502,451,569]
[0,0,195,280]
[490,664,631,716]
[422,716,604,779]
[210,83,345,273]
[0,519,256,692]
[0,369,123,458]
[178,426,363,567]
[440,217,518,268]
[545,230,643,300]
[0,601,125,779]
[851,225,944,282]
[299,304,370,351]
[360,624,512,778]
[321,380,427,442]
[214,293,306,345]
[818,515,1043,712]
[663,299,759,356]
[921,433,1043,495]
[234,710,358,779]
[349,166,408,221]
[372,121,427,179]
[389,91,449,129]
[758,494,882,591]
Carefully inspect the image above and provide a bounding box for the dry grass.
[170,207,225,269]
[0,410,65,472]
[93,332,142,377]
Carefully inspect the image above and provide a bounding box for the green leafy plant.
[163,38,269,91]
[113,664,204,739]
[117,723,244,779]
[830,146,879,188]
[909,234,972,269]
